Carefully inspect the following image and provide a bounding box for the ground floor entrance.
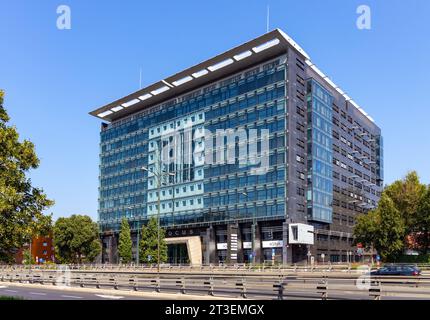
[101,219,359,265]
[167,243,189,264]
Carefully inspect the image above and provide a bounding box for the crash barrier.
[1,269,430,300]
[2,263,430,274]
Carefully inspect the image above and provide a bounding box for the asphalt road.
[1,282,430,300]
[2,269,430,300]
[0,284,154,300]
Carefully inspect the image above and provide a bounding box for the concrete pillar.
[282,222,293,265]
[227,224,239,264]
[254,223,262,263]
[110,234,118,264]
[205,226,216,264]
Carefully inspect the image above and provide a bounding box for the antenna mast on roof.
[139,67,142,89]
[266,5,270,33]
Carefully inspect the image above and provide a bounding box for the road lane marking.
[95,294,124,300]
[29,292,47,296]
[61,295,83,299]
[4,290,18,293]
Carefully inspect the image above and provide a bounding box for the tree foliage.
[118,218,133,264]
[384,171,426,233]
[53,215,101,263]
[354,171,430,260]
[354,194,405,260]
[416,186,430,254]
[0,90,54,262]
[139,217,167,264]
[22,248,35,265]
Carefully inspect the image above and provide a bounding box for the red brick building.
[15,235,55,264]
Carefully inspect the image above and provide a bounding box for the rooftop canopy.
[89,28,375,124]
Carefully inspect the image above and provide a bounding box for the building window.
[291,226,298,241]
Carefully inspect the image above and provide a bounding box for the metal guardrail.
[1,269,430,300]
[4,262,430,269]
[2,264,430,276]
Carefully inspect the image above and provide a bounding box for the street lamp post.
[136,223,140,265]
[171,174,176,227]
[242,192,256,265]
[142,147,176,274]
[157,172,161,273]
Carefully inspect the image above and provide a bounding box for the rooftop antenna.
[139,67,142,89]
[266,5,270,33]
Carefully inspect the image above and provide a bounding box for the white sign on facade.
[262,240,283,248]
[217,243,227,250]
[288,223,314,245]
[242,242,252,249]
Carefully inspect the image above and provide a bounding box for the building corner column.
[205,225,216,264]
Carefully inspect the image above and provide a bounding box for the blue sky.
[0,0,429,220]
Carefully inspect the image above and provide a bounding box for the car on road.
[371,265,421,276]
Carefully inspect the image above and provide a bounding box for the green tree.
[384,171,426,234]
[354,193,405,261]
[118,218,133,264]
[53,215,101,263]
[22,248,35,265]
[139,217,167,264]
[353,209,378,251]
[416,186,430,254]
[0,90,54,262]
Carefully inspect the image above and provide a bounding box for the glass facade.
[98,57,287,232]
[94,29,384,265]
[306,79,334,223]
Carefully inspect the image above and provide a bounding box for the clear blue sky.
[0,0,429,221]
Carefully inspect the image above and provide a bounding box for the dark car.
[371,265,421,276]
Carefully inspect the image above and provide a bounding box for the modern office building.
[90,29,383,265]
